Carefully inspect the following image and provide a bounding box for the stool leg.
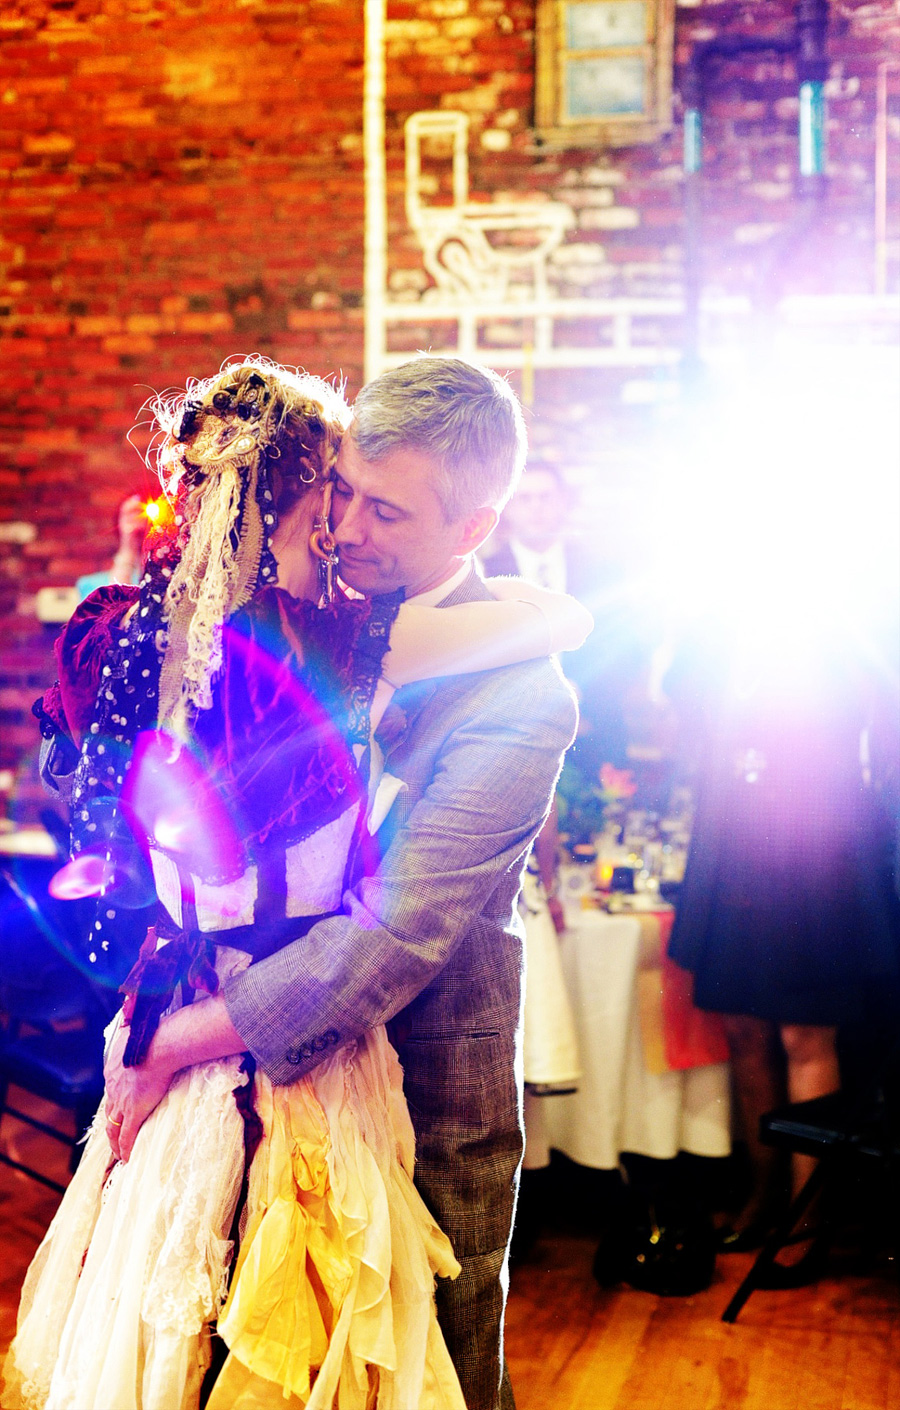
[722,1158,830,1323]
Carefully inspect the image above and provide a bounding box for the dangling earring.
[309,477,338,605]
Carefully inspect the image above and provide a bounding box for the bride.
[4,357,590,1410]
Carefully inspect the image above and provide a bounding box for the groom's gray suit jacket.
[225,568,578,1408]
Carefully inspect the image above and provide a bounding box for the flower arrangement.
[555,758,637,848]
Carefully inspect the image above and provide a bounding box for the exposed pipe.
[681,34,795,378]
[875,62,900,295]
[680,0,830,376]
[363,0,387,384]
[797,0,830,179]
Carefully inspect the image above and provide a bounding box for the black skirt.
[669,734,900,1026]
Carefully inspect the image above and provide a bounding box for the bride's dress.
[9,1018,462,1409]
[7,885,464,1410]
[3,587,466,1410]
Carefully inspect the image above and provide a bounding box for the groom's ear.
[453,506,498,557]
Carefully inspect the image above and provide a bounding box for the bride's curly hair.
[136,357,351,737]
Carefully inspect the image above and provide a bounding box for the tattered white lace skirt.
[3,1013,464,1410]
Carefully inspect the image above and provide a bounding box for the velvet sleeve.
[37,585,140,744]
[187,587,403,855]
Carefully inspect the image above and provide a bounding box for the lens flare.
[122,729,245,881]
[647,344,900,675]
[142,496,174,532]
[49,853,115,900]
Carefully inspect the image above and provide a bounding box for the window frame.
[535,0,676,147]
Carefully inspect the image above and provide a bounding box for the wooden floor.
[0,1095,72,1370]
[1,1101,898,1410]
[506,1234,900,1410]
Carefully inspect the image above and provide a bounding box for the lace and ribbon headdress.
[152,363,345,739]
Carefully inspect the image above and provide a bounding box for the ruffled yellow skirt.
[3,1025,464,1410]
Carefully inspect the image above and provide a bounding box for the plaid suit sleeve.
[222,661,578,1084]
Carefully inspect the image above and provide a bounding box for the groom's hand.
[103,994,248,1161]
[103,1021,174,1162]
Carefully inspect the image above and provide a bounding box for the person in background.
[481,462,642,897]
[480,463,596,923]
[76,494,148,600]
[481,466,591,1257]
[481,462,638,789]
[668,627,900,1284]
[480,463,590,598]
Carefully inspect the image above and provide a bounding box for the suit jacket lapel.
[375,680,438,760]
[374,565,491,760]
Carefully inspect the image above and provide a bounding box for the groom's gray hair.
[348,355,527,522]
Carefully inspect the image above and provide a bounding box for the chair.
[0,1029,106,1194]
[722,1086,900,1322]
[0,860,108,1194]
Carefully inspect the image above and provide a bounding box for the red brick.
[177,312,234,335]
[0,0,897,761]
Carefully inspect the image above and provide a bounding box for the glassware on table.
[559,845,599,913]
[594,826,625,893]
[661,844,685,881]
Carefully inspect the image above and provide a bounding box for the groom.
[106,356,578,1409]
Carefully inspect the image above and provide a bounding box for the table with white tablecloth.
[523,903,731,1171]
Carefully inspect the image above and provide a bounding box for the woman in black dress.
[669,627,900,1274]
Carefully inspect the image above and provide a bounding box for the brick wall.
[1,0,370,775]
[1,0,898,781]
[382,0,899,473]
[382,0,899,304]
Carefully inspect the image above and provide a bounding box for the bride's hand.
[103,1021,173,1163]
[102,996,247,1161]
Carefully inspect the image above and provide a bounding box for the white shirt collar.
[406,559,472,608]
